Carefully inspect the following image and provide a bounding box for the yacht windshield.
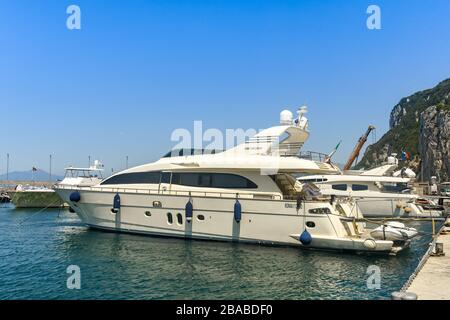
[381,182,410,193]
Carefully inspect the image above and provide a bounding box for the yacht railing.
[54,184,284,200]
[297,151,329,162]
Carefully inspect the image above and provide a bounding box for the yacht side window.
[309,208,331,214]
[351,184,369,191]
[331,184,347,191]
[101,171,161,185]
[171,173,258,189]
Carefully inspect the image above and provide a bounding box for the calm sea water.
[0,203,437,300]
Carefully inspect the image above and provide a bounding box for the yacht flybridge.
[59,160,105,187]
[54,109,417,254]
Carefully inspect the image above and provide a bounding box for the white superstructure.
[59,160,104,187]
[297,172,444,218]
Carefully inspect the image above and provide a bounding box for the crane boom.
[343,125,375,171]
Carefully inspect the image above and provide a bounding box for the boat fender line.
[296,194,303,212]
[185,197,193,222]
[299,229,312,245]
[111,193,120,214]
[234,198,242,223]
[69,191,81,203]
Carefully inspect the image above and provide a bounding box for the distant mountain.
[0,169,63,182]
[357,78,450,181]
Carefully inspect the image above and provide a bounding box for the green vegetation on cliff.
[357,78,450,170]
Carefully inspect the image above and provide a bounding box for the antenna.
[6,153,9,182]
[49,154,52,183]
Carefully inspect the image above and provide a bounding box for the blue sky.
[1,0,449,175]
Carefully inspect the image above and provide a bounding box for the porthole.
[177,213,183,225]
[197,214,205,221]
[153,201,162,208]
[167,212,173,224]
[306,221,316,228]
[145,211,151,217]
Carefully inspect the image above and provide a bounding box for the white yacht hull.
[55,187,405,254]
[355,197,442,218]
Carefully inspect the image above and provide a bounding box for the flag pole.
[49,154,52,183]
[6,153,9,182]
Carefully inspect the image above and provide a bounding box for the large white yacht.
[297,157,445,218]
[54,109,417,254]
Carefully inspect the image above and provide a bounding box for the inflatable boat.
[370,221,418,241]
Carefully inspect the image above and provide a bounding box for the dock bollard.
[391,291,418,300]
[402,292,418,300]
[391,292,404,300]
[431,242,445,256]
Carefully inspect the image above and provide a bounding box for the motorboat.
[0,192,11,203]
[54,109,416,254]
[370,221,418,241]
[8,184,65,208]
[297,157,445,218]
[297,174,443,218]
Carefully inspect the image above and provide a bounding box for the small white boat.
[370,221,418,241]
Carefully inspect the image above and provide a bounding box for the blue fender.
[234,200,242,223]
[113,193,121,210]
[185,199,193,221]
[69,192,81,202]
[299,229,312,245]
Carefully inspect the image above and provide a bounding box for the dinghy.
[370,221,418,241]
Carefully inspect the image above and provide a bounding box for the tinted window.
[199,174,212,187]
[212,173,257,188]
[352,184,369,191]
[101,171,161,185]
[167,212,173,224]
[171,173,257,189]
[332,184,347,191]
[102,171,257,189]
[161,172,171,184]
[178,173,200,187]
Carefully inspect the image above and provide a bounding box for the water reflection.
[0,208,437,300]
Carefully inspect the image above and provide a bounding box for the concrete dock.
[403,219,450,299]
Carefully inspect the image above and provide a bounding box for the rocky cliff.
[419,105,450,181]
[357,78,450,181]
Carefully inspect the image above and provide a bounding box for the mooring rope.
[16,198,65,226]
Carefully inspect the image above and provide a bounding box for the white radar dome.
[280,110,293,125]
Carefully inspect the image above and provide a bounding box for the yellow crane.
[343,125,375,171]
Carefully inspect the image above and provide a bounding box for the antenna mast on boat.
[343,125,375,170]
[6,153,9,182]
[49,154,52,183]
